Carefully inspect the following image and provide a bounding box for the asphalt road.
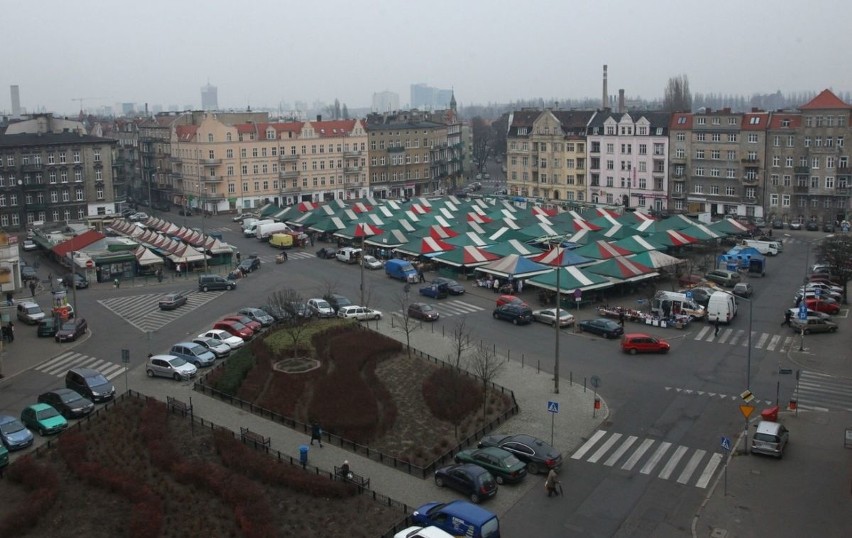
[2,211,849,537]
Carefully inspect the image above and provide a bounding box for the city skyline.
[3,0,852,115]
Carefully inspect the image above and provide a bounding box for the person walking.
[29,281,36,297]
[619,310,625,327]
[492,278,500,293]
[713,317,720,337]
[5,292,13,306]
[782,310,792,327]
[517,279,523,293]
[6,321,13,343]
[418,267,426,283]
[114,278,120,289]
[545,468,560,497]
[310,422,323,447]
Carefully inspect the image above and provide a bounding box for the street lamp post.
[738,296,753,390]
[554,263,561,394]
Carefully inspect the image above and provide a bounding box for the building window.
[93,151,101,162]
[242,182,248,193]
[785,157,793,168]
[74,170,82,182]
[696,133,706,142]
[50,191,58,203]
[693,184,703,194]
[59,153,66,164]
[711,150,721,160]
[95,169,102,181]
[729,134,738,143]
[73,151,81,163]
[724,186,735,196]
[96,187,104,200]
[772,156,780,167]
[76,188,84,201]
[62,190,70,202]
[710,185,719,195]
[60,171,68,183]
[825,177,835,189]
[770,194,778,206]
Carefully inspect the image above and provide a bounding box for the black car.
[805,220,819,231]
[433,463,498,504]
[237,256,261,273]
[21,266,38,282]
[408,302,439,321]
[316,247,337,259]
[492,304,533,325]
[37,388,95,419]
[577,318,624,339]
[823,222,836,233]
[56,318,88,342]
[37,318,58,337]
[65,367,115,403]
[178,207,193,216]
[478,433,563,475]
[158,292,188,310]
[431,277,465,295]
[771,218,784,229]
[324,293,352,313]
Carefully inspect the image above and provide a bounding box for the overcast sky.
[3,0,851,115]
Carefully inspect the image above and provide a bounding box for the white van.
[706,291,738,323]
[651,291,706,320]
[742,240,780,256]
[336,247,362,264]
[243,219,272,237]
[255,221,291,241]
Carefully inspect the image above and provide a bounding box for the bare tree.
[396,289,418,358]
[267,288,311,358]
[468,343,505,414]
[317,277,341,302]
[814,234,852,303]
[471,117,493,173]
[450,316,473,369]
[663,74,693,112]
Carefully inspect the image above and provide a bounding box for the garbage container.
[299,444,309,467]
[760,405,779,422]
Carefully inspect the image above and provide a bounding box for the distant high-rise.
[10,85,21,118]
[372,91,399,113]
[410,83,453,110]
[201,83,218,111]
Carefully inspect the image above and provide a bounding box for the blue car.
[419,283,449,299]
[0,414,35,450]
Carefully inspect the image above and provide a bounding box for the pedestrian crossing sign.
[721,436,732,451]
[547,401,559,413]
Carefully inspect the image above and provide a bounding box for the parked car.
[620,333,671,354]
[129,212,148,222]
[771,219,784,229]
[237,257,261,274]
[732,283,754,298]
[146,354,198,380]
[408,302,439,321]
[198,274,236,292]
[21,266,38,282]
[55,317,88,342]
[393,526,454,538]
[496,294,527,308]
[337,305,383,321]
[16,301,45,324]
[478,433,563,475]
[316,247,337,259]
[431,277,465,295]
[823,222,836,233]
[158,292,188,310]
[0,415,34,450]
[797,287,842,302]
[786,307,830,321]
[751,420,789,458]
[492,304,533,325]
[805,220,820,231]
[238,307,275,327]
[577,318,624,339]
[37,318,58,337]
[531,308,575,327]
[21,403,68,436]
[212,320,254,340]
[37,388,94,419]
[22,239,37,251]
[803,298,840,315]
[790,317,838,334]
[704,269,740,288]
[65,367,115,403]
[232,212,257,222]
[323,294,352,313]
[222,314,262,334]
[170,342,216,368]
[363,255,383,270]
[454,446,527,485]
[192,337,231,358]
[178,207,193,216]
[198,329,244,349]
[788,221,802,230]
[433,463,497,504]
[419,283,449,299]
[804,281,843,294]
[307,298,336,318]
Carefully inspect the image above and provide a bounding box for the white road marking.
[659,446,688,480]
[571,430,607,460]
[588,433,622,464]
[603,435,638,467]
[677,449,706,484]
[621,439,655,471]
[641,441,672,475]
[695,453,723,489]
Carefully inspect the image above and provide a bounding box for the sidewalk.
[136,317,608,515]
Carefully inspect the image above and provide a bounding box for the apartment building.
[668,108,768,218]
[587,111,670,212]
[169,113,369,211]
[0,116,118,230]
[506,109,594,202]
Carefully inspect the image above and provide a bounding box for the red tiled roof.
[800,89,852,110]
[175,125,198,141]
[741,112,770,131]
[52,230,105,257]
[767,113,801,129]
[669,113,692,129]
[308,119,357,137]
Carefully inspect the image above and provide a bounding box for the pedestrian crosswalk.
[98,290,225,332]
[401,299,485,319]
[692,325,797,353]
[253,250,315,264]
[571,429,724,489]
[35,351,126,380]
[792,370,852,412]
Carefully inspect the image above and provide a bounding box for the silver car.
[532,308,576,327]
[192,337,231,358]
[198,329,244,349]
[146,355,197,381]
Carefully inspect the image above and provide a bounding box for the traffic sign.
[547,401,559,413]
[740,390,755,403]
[573,288,582,301]
[721,436,732,451]
[739,404,755,418]
[814,288,822,296]
[685,291,693,299]
[590,375,601,389]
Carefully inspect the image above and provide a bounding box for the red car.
[212,320,253,340]
[496,294,528,308]
[803,298,840,315]
[222,315,262,333]
[620,333,671,354]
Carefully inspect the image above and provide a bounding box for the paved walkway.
[136,317,607,515]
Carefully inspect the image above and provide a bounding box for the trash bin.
[299,444,309,467]
[594,397,601,410]
[760,405,779,422]
[788,399,797,411]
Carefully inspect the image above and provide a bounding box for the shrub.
[212,345,257,395]
[422,367,482,422]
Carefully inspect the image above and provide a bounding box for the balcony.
[345,166,361,174]
[652,170,665,177]
[343,150,362,157]
[837,167,852,176]
[741,158,760,165]
[836,188,850,196]
[670,156,686,163]
[742,177,759,184]
[279,153,299,162]
[279,170,299,179]
[21,163,43,171]
[202,176,224,183]
[671,192,686,199]
[794,166,809,174]
[670,175,685,182]
[793,185,809,194]
[280,185,301,193]
[200,158,222,167]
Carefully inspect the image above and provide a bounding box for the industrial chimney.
[618,89,625,113]
[602,65,608,109]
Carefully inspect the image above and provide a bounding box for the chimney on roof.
[317,115,322,122]
[618,89,625,113]
[602,65,608,110]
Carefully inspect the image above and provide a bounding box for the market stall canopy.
[679,223,722,240]
[484,239,542,258]
[431,246,501,267]
[585,256,658,282]
[530,246,592,267]
[649,214,698,231]
[426,224,459,240]
[517,221,564,239]
[527,265,611,292]
[133,245,164,266]
[476,253,551,279]
[707,218,751,235]
[394,236,455,257]
[572,240,634,260]
[609,235,667,253]
[168,243,208,263]
[444,232,492,248]
[647,229,701,247]
[365,229,409,248]
[308,216,348,233]
[627,250,684,269]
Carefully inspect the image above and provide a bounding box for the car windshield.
[37,407,60,420]
[0,420,24,434]
[89,374,109,386]
[230,322,247,330]
[421,305,434,311]
[61,322,77,330]
[62,392,83,404]
[316,301,331,309]
[168,357,188,367]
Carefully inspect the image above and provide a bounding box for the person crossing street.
[782,310,792,327]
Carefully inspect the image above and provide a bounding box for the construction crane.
[71,97,103,114]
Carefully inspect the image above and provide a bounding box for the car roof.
[150,354,181,361]
[69,367,101,377]
[755,421,783,435]
[477,446,512,458]
[28,402,52,411]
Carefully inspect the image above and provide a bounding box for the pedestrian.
[492,278,500,293]
[418,267,426,283]
[340,460,352,479]
[782,310,792,327]
[157,268,163,283]
[114,278,120,289]
[545,468,560,497]
[794,295,802,308]
[309,233,315,247]
[619,310,625,327]
[29,281,36,297]
[6,321,13,343]
[236,252,241,263]
[1,325,8,343]
[310,422,323,447]
[517,279,523,293]
[5,292,12,306]
[713,317,720,337]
